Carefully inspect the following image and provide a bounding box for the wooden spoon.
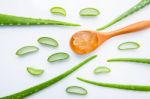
[70,20,150,54]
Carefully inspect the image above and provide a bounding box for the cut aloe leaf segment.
[38,37,58,47]
[48,52,69,62]
[16,46,39,56]
[27,67,44,75]
[79,8,100,16]
[118,42,140,50]
[50,7,66,16]
[94,66,111,74]
[66,86,88,95]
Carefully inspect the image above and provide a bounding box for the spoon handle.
[107,20,150,38]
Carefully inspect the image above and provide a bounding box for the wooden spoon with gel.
[70,20,150,54]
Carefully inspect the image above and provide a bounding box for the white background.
[0,0,150,99]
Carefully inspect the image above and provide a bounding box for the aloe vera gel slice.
[27,67,44,75]
[94,66,111,74]
[118,42,140,50]
[48,52,69,62]
[38,37,58,47]
[66,86,88,95]
[79,8,100,16]
[16,46,39,56]
[50,7,66,16]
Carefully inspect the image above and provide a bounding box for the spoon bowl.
[70,30,109,54]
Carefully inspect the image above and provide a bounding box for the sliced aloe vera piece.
[79,8,100,16]
[66,86,88,95]
[16,46,39,56]
[38,37,58,47]
[48,52,69,62]
[94,66,111,74]
[27,67,44,75]
[50,7,66,16]
[118,42,140,50]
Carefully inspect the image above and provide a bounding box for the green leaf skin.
[77,77,150,91]
[96,0,150,30]
[0,13,80,26]
[107,58,150,64]
[0,55,97,99]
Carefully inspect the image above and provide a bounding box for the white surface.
[0,0,150,99]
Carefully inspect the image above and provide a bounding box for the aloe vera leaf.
[47,52,69,62]
[77,77,150,91]
[66,86,88,95]
[97,0,150,30]
[0,13,80,26]
[16,46,39,56]
[0,55,97,99]
[27,67,44,75]
[107,58,150,64]
[50,7,66,16]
